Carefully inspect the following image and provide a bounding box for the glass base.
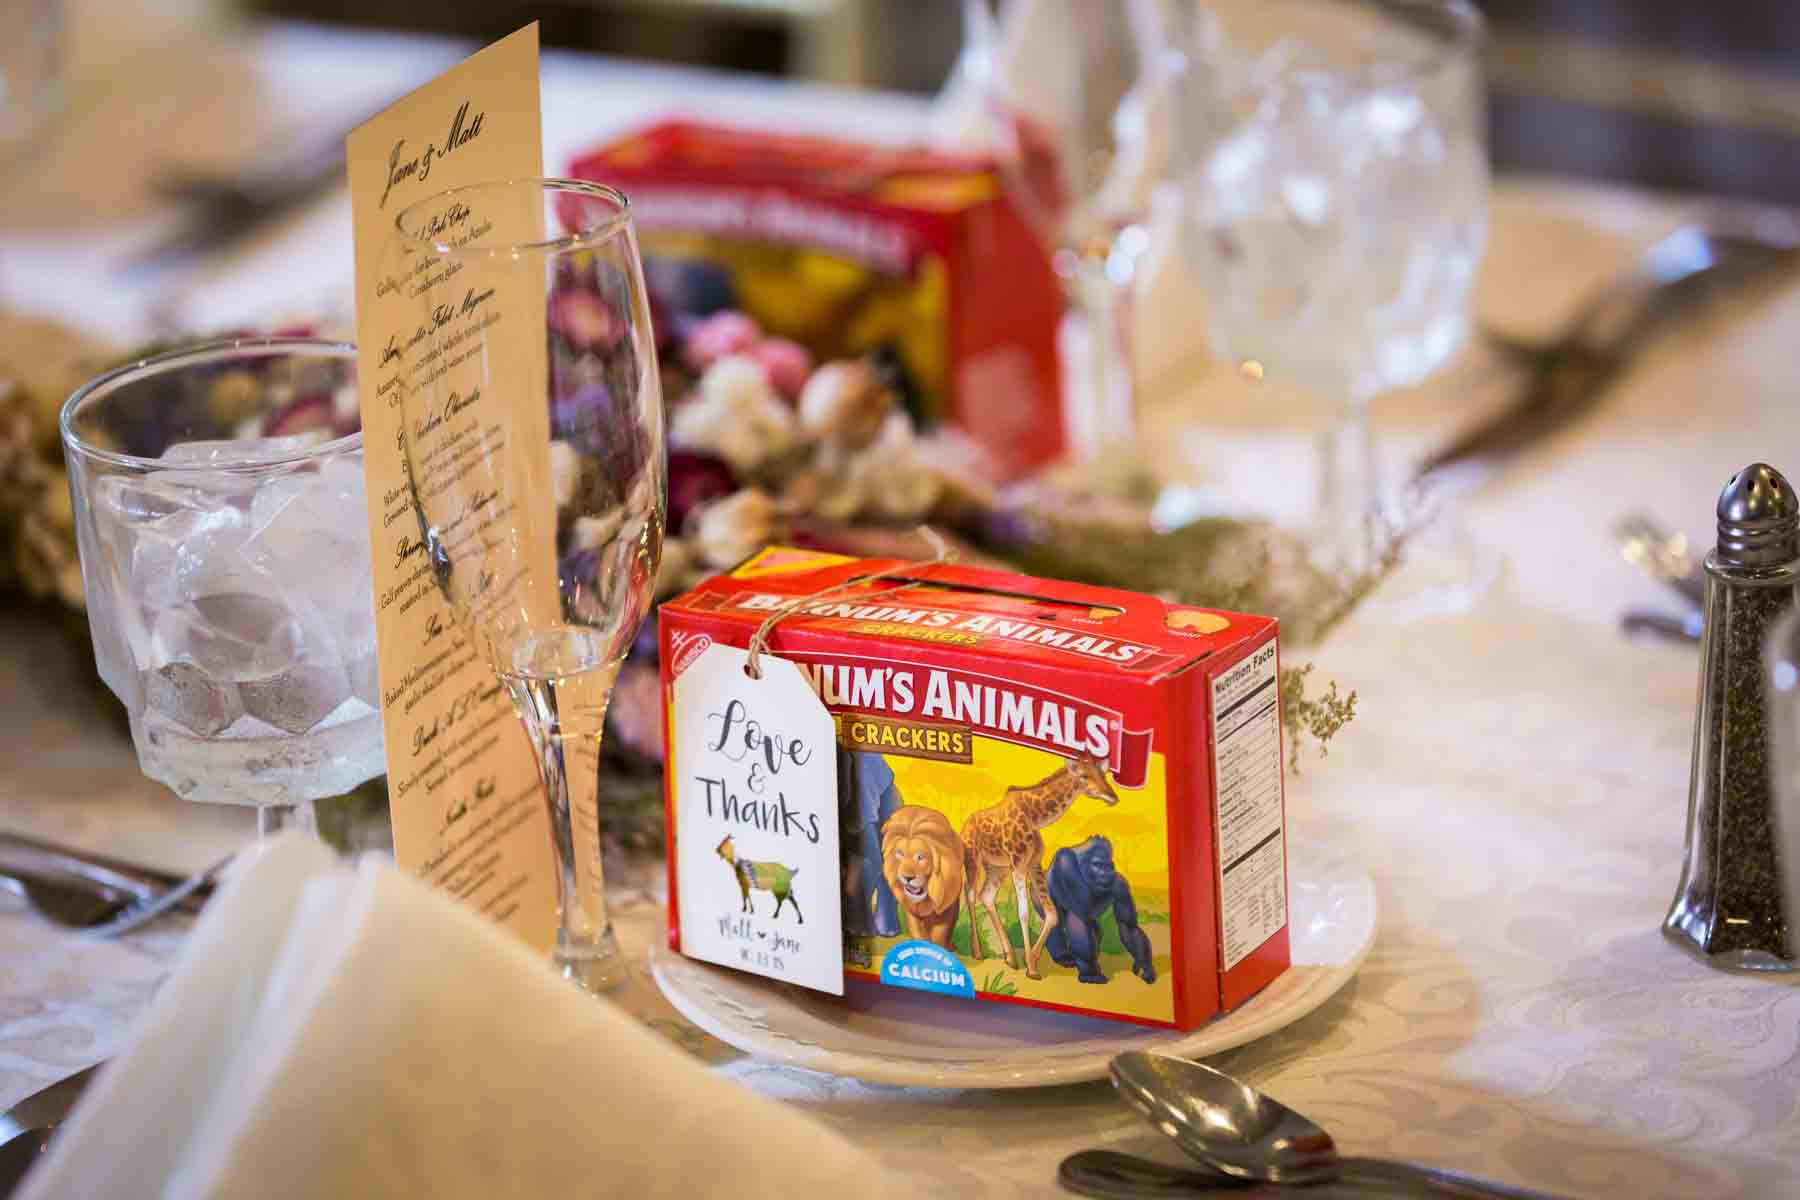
[257,801,319,839]
[1356,509,1505,622]
[555,925,629,994]
[129,707,385,809]
[1662,920,1798,974]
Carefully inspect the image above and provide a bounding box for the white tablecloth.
[3,11,1799,1198]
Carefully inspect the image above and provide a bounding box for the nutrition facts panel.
[1211,642,1286,971]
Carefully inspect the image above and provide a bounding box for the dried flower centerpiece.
[582,295,1373,804]
[0,312,109,611]
[3,299,1372,855]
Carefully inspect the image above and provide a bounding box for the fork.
[73,856,232,938]
[1614,511,1705,610]
[1414,212,1800,492]
[0,845,231,937]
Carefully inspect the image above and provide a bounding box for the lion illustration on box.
[879,806,964,949]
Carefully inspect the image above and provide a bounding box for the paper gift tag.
[344,25,560,951]
[673,645,843,995]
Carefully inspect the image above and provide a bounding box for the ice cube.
[1280,172,1331,226]
[246,470,311,532]
[160,432,328,466]
[90,477,218,612]
[184,573,358,734]
[92,474,192,524]
[245,460,365,550]
[315,457,368,524]
[85,584,146,708]
[144,661,243,735]
[103,504,246,614]
[239,659,352,734]
[146,470,263,515]
[240,459,373,644]
[155,591,305,680]
[1356,90,1424,148]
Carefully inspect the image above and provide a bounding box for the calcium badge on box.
[671,639,843,995]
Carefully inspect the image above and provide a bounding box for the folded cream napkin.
[23,835,892,1199]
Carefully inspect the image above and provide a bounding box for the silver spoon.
[0,873,137,928]
[1107,1052,1574,1199]
[0,1062,101,1194]
[0,1131,49,1196]
[0,855,229,937]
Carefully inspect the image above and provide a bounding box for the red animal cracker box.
[568,120,1065,476]
[659,547,1291,1029]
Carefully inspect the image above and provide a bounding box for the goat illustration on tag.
[716,835,804,923]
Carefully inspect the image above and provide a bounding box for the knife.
[1621,607,1704,644]
[1414,216,1799,493]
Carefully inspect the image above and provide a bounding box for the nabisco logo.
[670,632,713,679]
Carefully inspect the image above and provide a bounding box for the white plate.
[649,836,1376,1088]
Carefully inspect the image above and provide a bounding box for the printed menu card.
[345,25,558,951]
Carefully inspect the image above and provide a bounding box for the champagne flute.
[392,180,665,992]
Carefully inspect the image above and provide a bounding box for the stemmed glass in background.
[0,0,61,162]
[393,180,665,993]
[61,338,381,835]
[1175,0,1488,575]
[953,0,1175,458]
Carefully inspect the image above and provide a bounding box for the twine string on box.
[743,526,954,680]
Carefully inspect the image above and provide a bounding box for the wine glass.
[1174,0,1488,575]
[956,0,1173,459]
[61,337,381,835]
[391,179,665,993]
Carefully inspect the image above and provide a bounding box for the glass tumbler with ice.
[61,338,383,835]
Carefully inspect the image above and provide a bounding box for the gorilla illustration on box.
[1042,835,1156,984]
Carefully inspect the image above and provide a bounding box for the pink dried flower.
[549,289,623,352]
[747,337,813,402]
[683,311,760,370]
[605,662,667,764]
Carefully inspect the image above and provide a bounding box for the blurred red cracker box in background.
[660,547,1291,1030]
[568,121,1065,475]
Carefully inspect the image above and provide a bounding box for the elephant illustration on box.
[839,750,903,938]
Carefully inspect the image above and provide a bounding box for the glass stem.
[506,663,626,993]
[257,801,317,838]
[1316,398,1380,576]
[1067,250,1138,457]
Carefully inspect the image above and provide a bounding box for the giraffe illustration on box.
[960,757,1119,979]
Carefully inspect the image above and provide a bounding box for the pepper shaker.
[1664,463,1800,970]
